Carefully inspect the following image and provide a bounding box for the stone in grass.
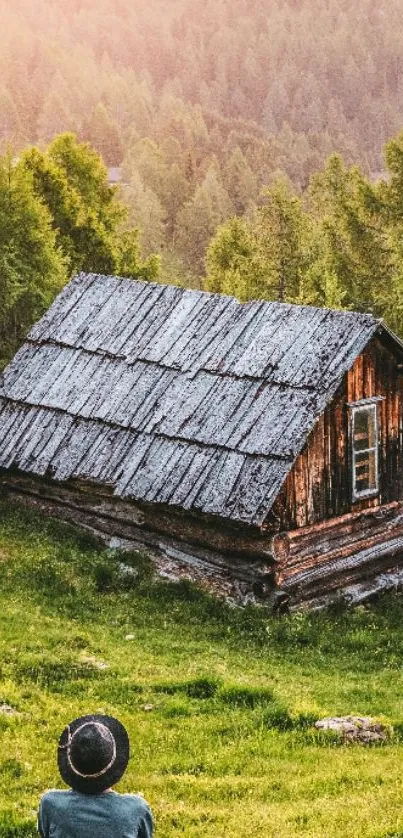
[117,563,140,584]
[315,716,388,743]
[80,655,109,671]
[0,703,20,716]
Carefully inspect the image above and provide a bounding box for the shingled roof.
[0,273,382,526]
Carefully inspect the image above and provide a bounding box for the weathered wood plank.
[56,275,121,345]
[272,502,403,561]
[198,298,265,374]
[280,535,403,595]
[123,283,183,360]
[0,473,275,562]
[28,272,95,342]
[0,273,394,533]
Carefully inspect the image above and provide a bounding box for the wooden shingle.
[0,273,381,525]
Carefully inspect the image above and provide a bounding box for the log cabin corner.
[1,272,403,609]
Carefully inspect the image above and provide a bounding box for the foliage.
[1,500,403,836]
[1,0,400,181]
[206,145,403,337]
[302,154,390,313]
[0,152,66,366]
[176,164,233,275]
[21,133,159,280]
[4,0,402,290]
[206,178,308,304]
[0,134,159,366]
[82,102,123,166]
[205,216,259,300]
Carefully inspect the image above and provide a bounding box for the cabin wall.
[269,336,403,531]
[2,467,295,604]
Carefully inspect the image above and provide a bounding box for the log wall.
[0,472,276,601]
[268,336,403,532]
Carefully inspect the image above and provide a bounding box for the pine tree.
[20,133,159,280]
[0,152,66,364]
[36,85,74,144]
[205,216,266,300]
[307,153,390,313]
[81,102,123,165]
[125,172,166,255]
[253,178,307,303]
[376,131,403,332]
[223,147,258,216]
[176,165,233,275]
[206,179,308,304]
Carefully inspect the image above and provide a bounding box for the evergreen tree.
[206,179,307,304]
[376,131,403,331]
[176,165,233,275]
[0,88,22,142]
[223,147,258,216]
[205,216,267,300]
[81,102,123,165]
[306,154,390,313]
[125,172,166,255]
[0,152,66,364]
[158,163,190,243]
[253,179,307,303]
[36,85,74,143]
[21,133,158,279]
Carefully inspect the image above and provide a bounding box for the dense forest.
[3,0,403,177]
[1,0,403,364]
[2,0,403,280]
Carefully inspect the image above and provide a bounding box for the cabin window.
[351,402,379,500]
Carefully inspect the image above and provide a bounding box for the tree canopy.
[0,134,159,366]
[206,135,403,337]
[2,0,403,284]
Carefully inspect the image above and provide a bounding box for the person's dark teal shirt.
[38,788,154,838]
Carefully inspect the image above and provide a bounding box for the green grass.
[1,498,403,837]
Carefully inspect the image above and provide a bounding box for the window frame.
[349,398,381,502]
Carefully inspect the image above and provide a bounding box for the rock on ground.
[315,716,388,743]
[0,703,20,716]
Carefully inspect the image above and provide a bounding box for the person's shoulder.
[115,792,152,814]
[40,790,71,810]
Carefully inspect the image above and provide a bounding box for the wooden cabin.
[1,272,403,609]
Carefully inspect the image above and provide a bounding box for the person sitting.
[37,713,153,838]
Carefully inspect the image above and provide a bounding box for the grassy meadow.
[0,498,402,837]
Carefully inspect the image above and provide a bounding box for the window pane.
[354,407,376,451]
[355,450,377,493]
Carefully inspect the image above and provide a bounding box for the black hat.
[57,714,130,794]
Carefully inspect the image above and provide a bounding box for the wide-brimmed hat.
[57,714,130,794]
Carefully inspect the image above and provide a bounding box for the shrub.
[293,711,318,730]
[94,562,115,592]
[185,677,221,699]
[111,549,153,580]
[0,759,24,778]
[219,684,274,709]
[0,818,37,837]
[391,721,403,741]
[162,701,192,718]
[154,676,220,699]
[94,550,153,593]
[263,703,294,731]
[14,654,104,689]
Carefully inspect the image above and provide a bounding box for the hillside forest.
[2,0,403,365]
